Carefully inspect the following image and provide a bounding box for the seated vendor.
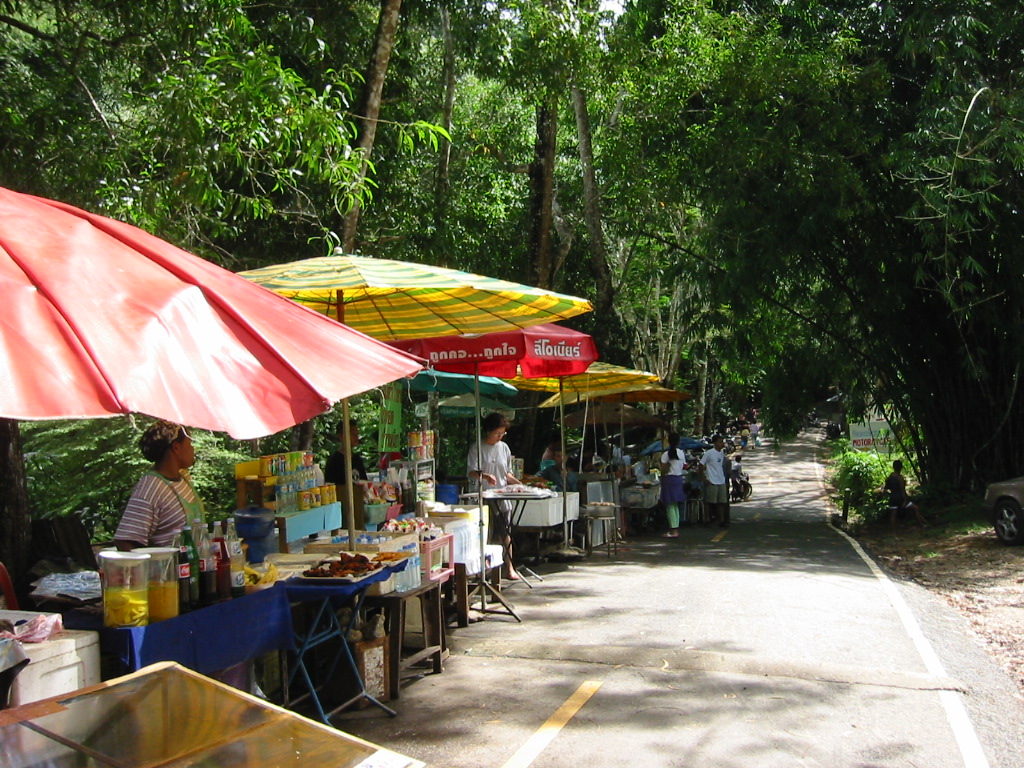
[537,448,578,492]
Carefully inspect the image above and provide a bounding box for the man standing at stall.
[324,419,368,486]
[699,435,730,528]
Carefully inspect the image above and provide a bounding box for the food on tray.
[494,484,535,494]
[301,551,383,578]
[243,562,279,586]
[372,551,410,562]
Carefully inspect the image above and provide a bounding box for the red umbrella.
[390,323,598,379]
[0,187,425,438]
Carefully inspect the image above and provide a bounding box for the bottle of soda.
[171,530,190,614]
[191,521,217,605]
[214,533,231,601]
[180,527,200,608]
[224,518,246,598]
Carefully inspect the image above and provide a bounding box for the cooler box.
[516,492,579,527]
[0,610,100,706]
[429,505,487,543]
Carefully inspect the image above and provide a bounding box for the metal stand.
[507,497,543,586]
[286,588,396,723]
[467,497,521,621]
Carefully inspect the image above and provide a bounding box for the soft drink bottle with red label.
[191,522,217,605]
[179,528,200,609]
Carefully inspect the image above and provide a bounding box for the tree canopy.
[3,0,1024,566]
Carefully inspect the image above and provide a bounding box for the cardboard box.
[303,530,418,556]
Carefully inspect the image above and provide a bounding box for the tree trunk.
[0,419,31,598]
[432,2,456,240]
[571,84,614,319]
[693,359,708,436]
[529,98,558,288]
[341,0,403,253]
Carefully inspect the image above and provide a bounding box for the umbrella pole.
[342,399,356,545]
[474,367,487,611]
[560,379,569,546]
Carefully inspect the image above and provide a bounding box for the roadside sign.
[849,415,892,452]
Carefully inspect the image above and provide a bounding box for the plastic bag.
[0,612,64,643]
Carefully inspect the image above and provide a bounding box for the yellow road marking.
[754,512,761,521]
[712,530,728,542]
[500,680,603,768]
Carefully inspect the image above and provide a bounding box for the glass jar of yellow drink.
[98,551,151,627]
[136,547,180,622]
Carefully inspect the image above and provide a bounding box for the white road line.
[813,441,989,767]
[830,523,991,768]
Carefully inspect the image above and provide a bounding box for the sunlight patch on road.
[500,680,603,768]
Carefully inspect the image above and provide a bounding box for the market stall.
[391,324,600,614]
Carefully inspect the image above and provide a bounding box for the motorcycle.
[730,468,752,503]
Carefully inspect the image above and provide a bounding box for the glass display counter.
[0,661,424,768]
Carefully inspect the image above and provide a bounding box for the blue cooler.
[234,506,276,563]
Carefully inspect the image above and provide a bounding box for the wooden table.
[363,578,447,700]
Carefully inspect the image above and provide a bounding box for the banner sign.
[378,383,403,453]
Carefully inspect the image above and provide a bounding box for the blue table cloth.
[79,585,294,676]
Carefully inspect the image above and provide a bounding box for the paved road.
[337,432,1024,767]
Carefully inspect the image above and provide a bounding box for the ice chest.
[515,492,579,527]
[0,611,100,706]
[429,505,487,542]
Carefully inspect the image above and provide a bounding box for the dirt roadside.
[854,523,1024,699]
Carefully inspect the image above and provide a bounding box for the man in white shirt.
[699,435,730,528]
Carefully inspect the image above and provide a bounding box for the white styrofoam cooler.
[514,492,579,528]
[8,628,100,705]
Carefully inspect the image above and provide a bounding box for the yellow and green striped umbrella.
[537,382,691,408]
[239,253,592,340]
[506,362,661,396]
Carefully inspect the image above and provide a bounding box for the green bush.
[828,443,898,523]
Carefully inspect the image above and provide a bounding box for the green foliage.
[21,417,251,540]
[827,441,897,523]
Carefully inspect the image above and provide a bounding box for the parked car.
[983,477,1024,544]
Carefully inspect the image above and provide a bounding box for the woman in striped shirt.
[115,421,204,550]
